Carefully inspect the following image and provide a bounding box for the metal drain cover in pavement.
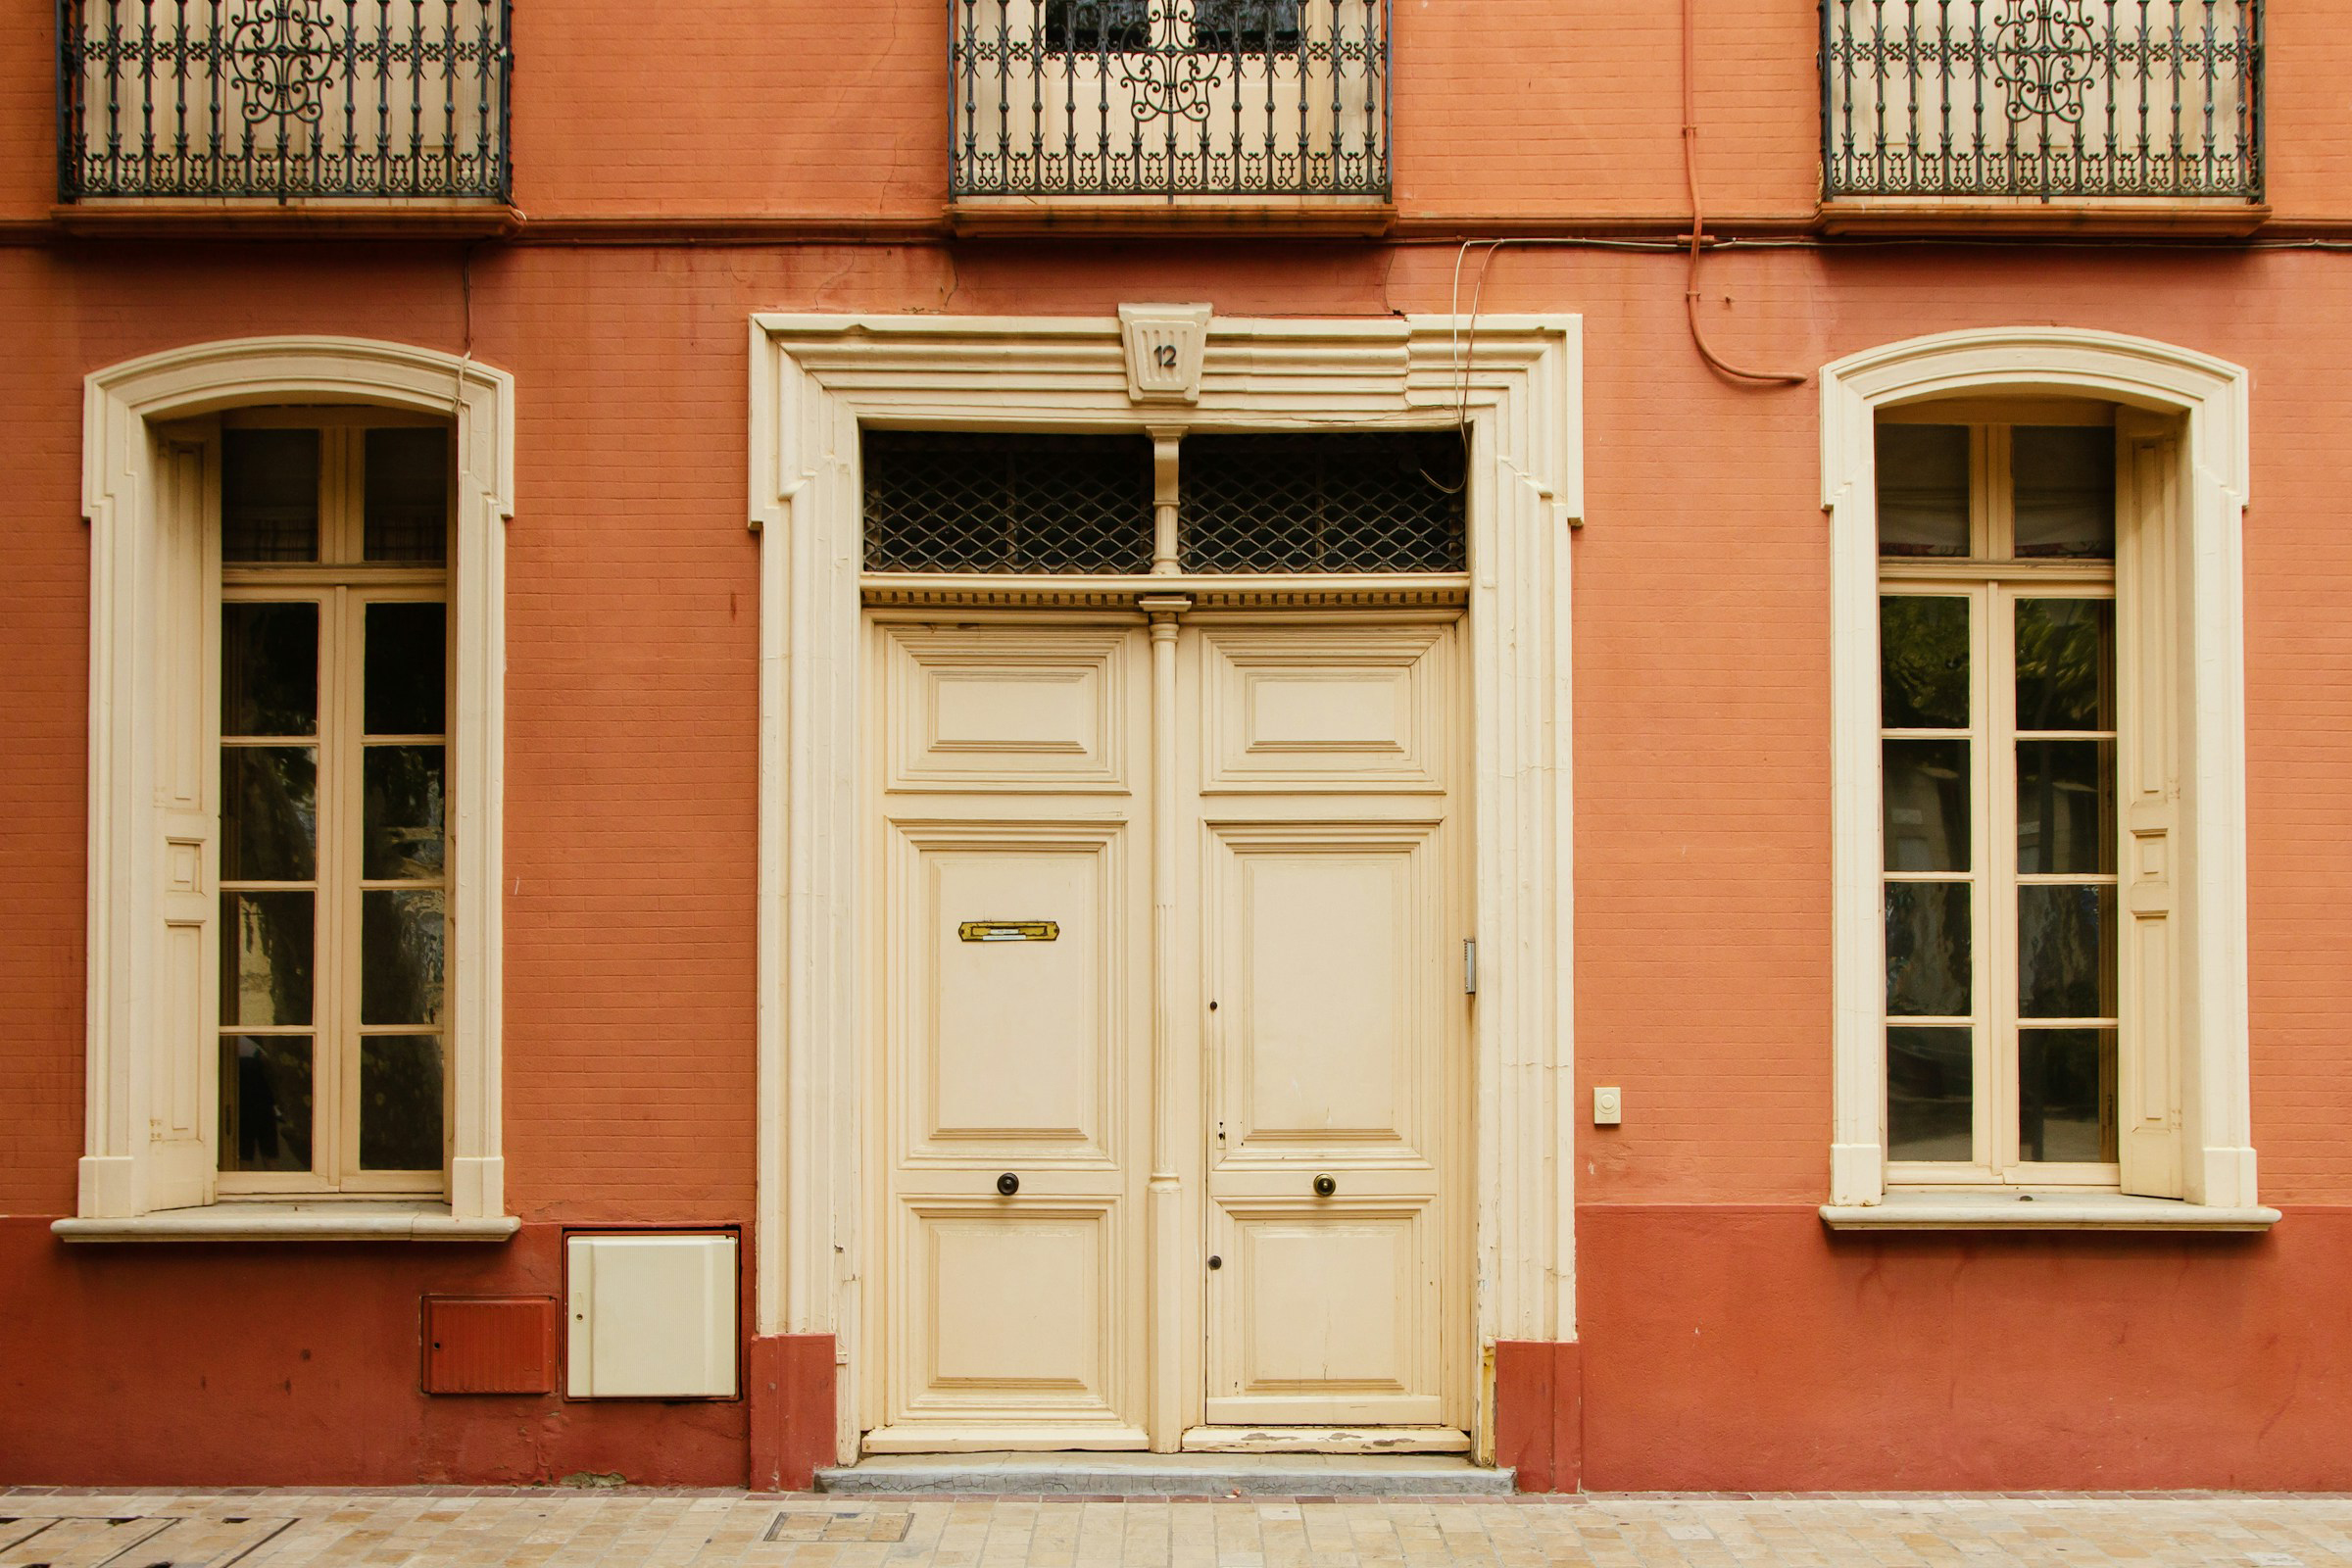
[765,1505,914,1544]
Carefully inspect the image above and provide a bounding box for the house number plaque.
[958,920,1059,943]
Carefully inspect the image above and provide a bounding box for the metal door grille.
[1179,432,1463,572]
[862,431,1154,573]
[861,429,1466,575]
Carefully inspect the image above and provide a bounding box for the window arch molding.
[1820,327,2271,1227]
[66,336,514,1237]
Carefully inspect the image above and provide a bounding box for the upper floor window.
[59,0,514,202]
[218,414,453,1197]
[1877,410,2122,1184]
[1821,0,2264,206]
[951,0,1389,202]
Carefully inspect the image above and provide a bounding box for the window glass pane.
[2013,426,2115,560]
[2019,884,2118,1018]
[1886,1026,1974,1161]
[364,745,447,880]
[221,890,313,1026]
[221,602,318,737]
[360,1035,446,1170]
[1882,739,1969,873]
[2019,1027,2119,1162]
[1886,881,1971,1017]
[1880,596,1970,729]
[221,746,318,881]
[365,602,447,735]
[221,428,320,563]
[2015,599,2114,731]
[2017,739,2116,875]
[220,1036,313,1171]
[364,427,451,564]
[1195,0,1302,50]
[362,888,447,1025]
[1875,424,1970,558]
[1042,0,1150,49]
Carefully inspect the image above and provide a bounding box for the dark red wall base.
[1577,1203,2352,1492]
[1494,1340,1582,1493]
[747,1334,836,1492]
[0,1217,747,1487]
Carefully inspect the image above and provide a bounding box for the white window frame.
[60,337,514,1242]
[1821,327,2274,1231]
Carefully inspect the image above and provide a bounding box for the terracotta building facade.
[5,0,2350,1493]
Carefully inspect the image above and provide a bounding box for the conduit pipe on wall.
[1680,0,1808,385]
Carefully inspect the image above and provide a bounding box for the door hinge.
[1463,939,1477,996]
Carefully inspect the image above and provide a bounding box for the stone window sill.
[52,1200,520,1244]
[1820,1189,2279,1233]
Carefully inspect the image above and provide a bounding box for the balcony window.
[951,0,1389,200]
[1821,0,2263,203]
[59,0,514,202]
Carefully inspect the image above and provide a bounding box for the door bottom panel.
[1181,1425,1471,1453]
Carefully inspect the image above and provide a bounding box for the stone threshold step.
[817,1451,1515,1497]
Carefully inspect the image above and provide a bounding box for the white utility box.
[564,1233,738,1398]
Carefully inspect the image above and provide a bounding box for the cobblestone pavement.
[3,1490,2350,1568]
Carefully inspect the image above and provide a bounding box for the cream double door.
[868,610,1467,1452]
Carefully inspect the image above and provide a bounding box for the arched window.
[64,338,514,1239]
[1820,329,2271,1230]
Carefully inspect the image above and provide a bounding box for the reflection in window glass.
[365,603,448,735]
[1887,1026,1973,1161]
[361,1036,446,1170]
[364,427,452,564]
[2019,1028,2118,1162]
[220,1036,314,1172]
[1876,425,1970,558]
[2015,599,2114,731]
[2019,884,2117,1019]
[1886,882,1971,1017]
[1882,739,1969,873]
[221,747,318,881]
[222,428,321,563]
[1880,597,1971,729]
[222,603,319,737]
[2013,426,2115,559]
[221,890,314,1027]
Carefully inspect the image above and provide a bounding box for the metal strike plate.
[959,920,1059,943]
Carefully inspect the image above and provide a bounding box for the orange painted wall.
[3,236,2350,1488]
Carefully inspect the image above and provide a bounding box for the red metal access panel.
[421,1296,558,1395]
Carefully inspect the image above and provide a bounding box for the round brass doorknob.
[1312,1174,1337,1198]
[997,1172,1020,1196]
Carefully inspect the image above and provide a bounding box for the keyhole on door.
[1208,1000,1218,1010]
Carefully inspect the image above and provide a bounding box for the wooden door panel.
[879,1200,1147,1446]
[1207,1200,1441,1425]
[1196,617,1460,1431]
[885,625,1132,793]
[896,829,1126,1162]
[1211,829,1438,1161]
[1201,624,1447,792]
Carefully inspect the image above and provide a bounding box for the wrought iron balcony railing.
[951,0,1389,200]
[1822,0,2263,202]
[59,0,514,202]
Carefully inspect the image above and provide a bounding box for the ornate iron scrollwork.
[226,0,343,126]
[1992,0,2100,126]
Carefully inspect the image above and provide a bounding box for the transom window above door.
[859,428,1466,576]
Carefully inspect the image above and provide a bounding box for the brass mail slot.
[959,920,1059,943]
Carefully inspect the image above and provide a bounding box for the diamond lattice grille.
[1179,433,1466,572]
[863,431,1155,573]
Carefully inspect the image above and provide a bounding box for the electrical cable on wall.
[1679,0,1806,385]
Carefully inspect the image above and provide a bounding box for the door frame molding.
[749,311,1584,1462]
